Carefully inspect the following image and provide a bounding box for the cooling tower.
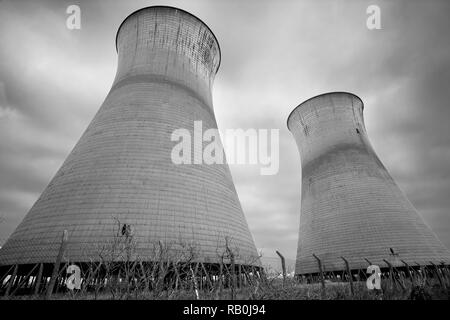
[0,6,259,269]
[287,92,450,275]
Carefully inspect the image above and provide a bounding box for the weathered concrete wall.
[0,6,259,266]
[288,92,450,274]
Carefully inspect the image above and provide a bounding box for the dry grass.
[13,277,447,300]
[2,221,449,300]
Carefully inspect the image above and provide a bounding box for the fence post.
[4,264,18,298]
[46,230,68,299]
[312,254,325,298]
[0,265,15,290]
[34,263,44,296]
[276,250,286,287]
[341,257,354,296]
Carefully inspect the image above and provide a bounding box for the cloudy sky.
[1,0,449,269]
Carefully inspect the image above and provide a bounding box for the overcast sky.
[1,0,450,269]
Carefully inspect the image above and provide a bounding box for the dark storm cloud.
[0,0,449,265]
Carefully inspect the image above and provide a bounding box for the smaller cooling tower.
[287,92,450,275]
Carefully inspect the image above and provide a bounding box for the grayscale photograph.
[0,0,449,311]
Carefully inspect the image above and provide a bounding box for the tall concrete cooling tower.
[287,92,450,275]
[0,6,259,269]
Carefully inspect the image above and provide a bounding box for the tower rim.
[115,5,222,74]
[286,91,365,131]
